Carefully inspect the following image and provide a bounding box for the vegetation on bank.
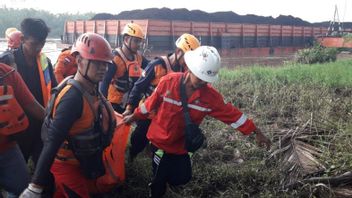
[113,59,352,197]
[0,7,94,38]
[294,45,338,64]
[220,59,352,88]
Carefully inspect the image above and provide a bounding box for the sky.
[1,0,351,23]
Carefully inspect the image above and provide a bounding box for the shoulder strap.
[179,75,193,125]
[46,77,97,120]
[67,79,98,120]
[46,77,72,118]
[0,68,15,85]
[160,56,172,73]
[116,48,129,68]
[98,91,116,135]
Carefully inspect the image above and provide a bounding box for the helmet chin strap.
[174,50,185,72]
[123,35,136,55]
[78,60,97,85]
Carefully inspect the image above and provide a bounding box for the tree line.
[0,7,94,38]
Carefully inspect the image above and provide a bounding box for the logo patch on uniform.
[63,57,71,66]
[134,65,139,72]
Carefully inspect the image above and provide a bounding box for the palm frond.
[268,117,337,186]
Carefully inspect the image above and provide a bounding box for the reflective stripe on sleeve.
[230,114,248,129]
[140,103,148,114]
[188,104,211,112]
[0,95,13,101]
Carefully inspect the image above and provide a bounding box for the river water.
[0,39,62,64]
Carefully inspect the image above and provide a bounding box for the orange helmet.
[7,31,23,49]
[71,33,113,63]
[121,23,144,39]
[175,33,200,53]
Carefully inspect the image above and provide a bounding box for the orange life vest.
[0,68,29,135]
[108,48,143,106]
[42,77,116,179]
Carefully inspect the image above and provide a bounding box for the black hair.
[20,18,50,41]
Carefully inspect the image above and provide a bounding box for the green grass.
[219,59,352,88]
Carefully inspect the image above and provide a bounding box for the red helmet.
[71,33,113,63]
[7,31,23,49]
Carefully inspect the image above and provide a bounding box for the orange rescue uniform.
[134,72,256,155]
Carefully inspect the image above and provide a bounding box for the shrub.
[295,45,337,64]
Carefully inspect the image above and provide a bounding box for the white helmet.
[184,46,221,83]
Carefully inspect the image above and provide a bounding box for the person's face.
[125,36,143,53]
[23,36,45,57]
[189,72,207,90]
[79,56,108,83]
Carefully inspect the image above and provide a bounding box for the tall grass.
[211,59,352,197]
[219,59,352,88]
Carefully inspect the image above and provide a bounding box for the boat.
[316,35,352,48]
[62,19,328,57]
[316,4,352,48]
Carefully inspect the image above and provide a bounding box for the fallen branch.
[285,171,352,189]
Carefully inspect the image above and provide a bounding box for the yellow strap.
[36,53,50,106]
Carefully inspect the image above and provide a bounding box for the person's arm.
[124,73,165,123]
[207,89,256,134]
[23,100,45,121]
[207,88,271,149]
[11,69,45,121]
[127,60,159,109]
[100,62,116,97]
[141,55,150,69]
[31,87,83,187]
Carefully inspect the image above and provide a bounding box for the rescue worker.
[20,33,116,197]
[0,28,23,66]
[0,63,45,197]
[6,29,23,50]
[5,27,18,39]
[54,46,78,83]
[100,22,149,113]
[124,33,200,161]
[124,46,272,198]
[0,18,58,165]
